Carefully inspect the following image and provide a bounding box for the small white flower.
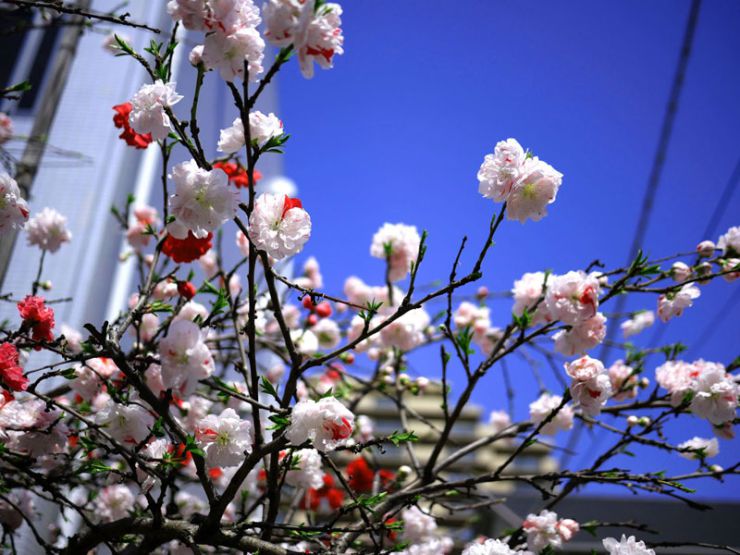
[248,193,311,260]
[370,223,421,282]
[285,397,354,452]
[603,535,655,555]
[159,319,215,396]
[678,436,719,460]
[195,408,252,467]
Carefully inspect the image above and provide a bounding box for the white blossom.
[678,436,719,460]
[603,535,655,555]
[168,159,238,239]
[285,397,354,452]
[401,506,437,544]
[512,271,552,325]
[552,313,606,356]
[717,225,740,257]
[565,355,612,417]
[195,408,252,467]
[523,510,579,553]
[379,308,430,351]
[95,485,135,522]
[0,172,28,232]
[689,362,738,426]
[25,207,72,253]
[478,138,527,202]
[620,310,654,338]
[217,111,283,153]
[370,223,421,282]
[462,538,519,555]
[159,319,215,396]
[129,80,183,141]
[248,193,311,259]
[202,25,265,81]
[95,400,154,445]
[284,448,324,489]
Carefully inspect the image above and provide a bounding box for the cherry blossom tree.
[0,1,738,554]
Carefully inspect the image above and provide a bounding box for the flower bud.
[40,280,53,291]
[696,240,715,257]
[307,313,318,326]
[398,373,410,386]
[626,415,639,426]
[416,376,430,391]
[177,281,197,300]
[189,45,204,66]
[670,261,691,282]
[476,286,489,300]
[720,258,740,282]
[314,301,332,318]
[638,416,651,426]
[397,465,412,479]
[696,262,713,284]
[639,377,650,388]
[302,296,315,310]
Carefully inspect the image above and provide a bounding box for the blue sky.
[273,1,740,499]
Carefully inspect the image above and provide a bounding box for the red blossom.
[161,232,213,263]
[281,196,303,219]
[213,161,262,188]
[17,295,55,347]
[0,342,28,392]
[177,281,197,300]
[112,103,153,149]
[346,456,374,493]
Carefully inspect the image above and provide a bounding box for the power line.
[561,0,702,469]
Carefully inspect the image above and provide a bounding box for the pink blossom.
[462,538,519,555]
[620,310,654,338]
[512,271,552,325]
[529,393,574,435]
[71,357,119,401]
[25,207,72,253]
[696,240,716,257]
[717,225,740,256]
[566,356,612,416]
[285,448,324,489]
[608,360,639,401]
[370,223,421,282]
[217,111,283,153]
[689,363,738,426]
[477,138,526,202]
[379,308,430,351]
[95,399,154,445]
[553,313,606,356]
[545,271,601,325]
[523,510,579,552]
[657,283,700,322]
[506,157,563,223]
[401,506,438,544]
[95,485,135,523]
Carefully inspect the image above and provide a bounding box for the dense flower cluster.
[24,207,72,253]
[523,510,579,552]
[285,397,354,452]
[0,343,27,393]
[17,295,55,345]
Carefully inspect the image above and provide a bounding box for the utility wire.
[561,0,702,469]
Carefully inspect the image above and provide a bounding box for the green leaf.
[267,414,290,432]
[260,376,279,399]
[388,430,419,446]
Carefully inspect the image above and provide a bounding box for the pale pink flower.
[294,256,323,289]
[608,360,638,401]
[512,271,552,325]
[523,510,579,553]
[657,283,700,322]
[0,172,29,232]
[670,261,692,282]
[285,448,324,489]
[489,410,512,435]
[620,310,654,338]
[174,301,209,324]
[129,80,183,141]
[71,357,119,401]
[248,193,311,260]
[696,240,716,257]
[60,323,83,353]
[356,414,374,442]
[263,0,344,79]
[159,319,215,396]
[454,301,491,330]
[167,0,209,29]
[126,205,160,251]
[311,318,341,349]
[236,229,251,257]
[603,535,655,555]
[344,276,400,309]
[217,112,283,153]
[370,223,421,282]
[195,407,252,467]
[25,207,72,253]
[477,138,526,202]
[678,436,719,460]
[720,258,740,282]
[545,271,600,325]
[529,393,574,435]
[95,400,154,445]
[552,313,606,356]
[655,360,696,406]
[202,25,265,81]
[95,485,135,522]
[566,355,612,416]
[379,308,430,351]
[506,157,563,223]
[285,397,354,452]
[189,44,205,65]
[101,31,130,54]
[717,225,740,256]
[0,112,14,144]
[0,399,67,457]
[290,328,319,355]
